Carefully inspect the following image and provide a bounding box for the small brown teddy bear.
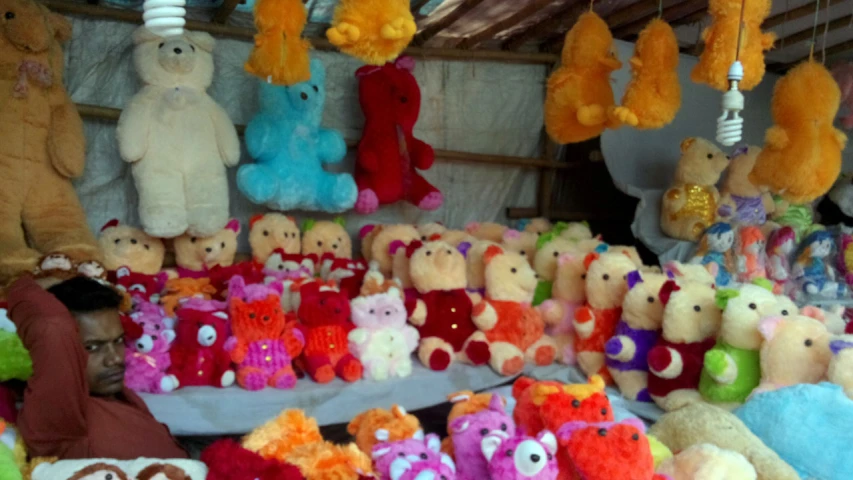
[302,218,351,259]
[98,219,166,274]
[174,219,240,274]
[249,213,300,264]
[660,138,730,241]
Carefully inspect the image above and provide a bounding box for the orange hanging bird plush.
[245,0,311,85]
[749,61,848,204]
[544,11,622,144]
[692,0,775,91]
[326,0,417,66]
[611,19,681,129]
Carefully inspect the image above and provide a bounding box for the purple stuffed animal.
[125,301,179,393]
[481,431,558,480]
[449,394,516,480]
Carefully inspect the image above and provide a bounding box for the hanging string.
[658,0,664,18]
[734,0,747,60]
[822,0,832,63]
[809,0,822,61]
[781,0,790,48]
[590,0,594,12]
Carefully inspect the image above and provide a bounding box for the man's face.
[75,309,126,396]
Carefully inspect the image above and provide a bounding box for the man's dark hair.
[47,277,123,313]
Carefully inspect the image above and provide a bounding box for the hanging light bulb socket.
[717,60,745,147]
[142,0,187,38]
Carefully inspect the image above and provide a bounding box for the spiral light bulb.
[717,61,745,147]
[142,0,187,38]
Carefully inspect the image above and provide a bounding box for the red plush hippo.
[353,56,442,214]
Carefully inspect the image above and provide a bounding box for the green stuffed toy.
[0,422,23,480]
[0,308,32,383]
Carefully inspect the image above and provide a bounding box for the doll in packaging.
[690,222,735,287]
[793,230,848,299]
[735,226,767,283]
[766,226,796,294]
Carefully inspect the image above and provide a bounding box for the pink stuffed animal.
[449,394,516,480]
[262,250,316,313]
[349,287,420,381]
[387,454,457,480]
[481,431,558,480]
[832,62,853,129]
[372,431,443,478]
[228,274,285,303]
[125,301,179,394]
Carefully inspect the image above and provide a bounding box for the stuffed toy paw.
[326,0,416,65]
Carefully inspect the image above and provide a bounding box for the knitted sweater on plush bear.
[699,342,761,403]
[406,290,476,352]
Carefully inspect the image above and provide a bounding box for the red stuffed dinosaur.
[354,56,443,214]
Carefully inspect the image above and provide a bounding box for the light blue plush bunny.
[237,58,357,213]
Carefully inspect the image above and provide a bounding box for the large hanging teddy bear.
[117,26,240,238]
[354,56,442,214]
[0,0,101,282]
[238,58,357,213]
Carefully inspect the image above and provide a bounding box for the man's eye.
[85,344,99,352]
[115,337,124,344]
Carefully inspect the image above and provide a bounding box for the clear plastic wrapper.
[735,225,768,283]
[792,230,848,301]
[766,226,796,295]
[689,222,736,287]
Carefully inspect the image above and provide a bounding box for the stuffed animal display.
[354,57,442,214]
[244,0,311,85]
[98,219,166,275]
[118,27,240,238]
[0,0,100,282]
[238,59,357,213]
[544,11,621,144]
[691,0,775,92]
[326,0,416,66]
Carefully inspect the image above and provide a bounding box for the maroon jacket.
[7,277,186,460]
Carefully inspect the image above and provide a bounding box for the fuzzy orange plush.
[160,277,217,316]
[347,405,421,454]
[691,0,775,91]
[0,0,101,282]
[749,61,847,204]
[326,0,416,66]
[243,409,324,461]
[244,0,311,85]
[544,11,622,144]
[611,19,681,129]
[286,442,373,480]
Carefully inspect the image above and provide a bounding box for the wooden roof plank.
[612,0,706,38]
[414,0,487,45]
[502,0,585,51]
[765,0,819,29]
[775,12,851,48]
[456,0,555,50]
[213,0,241,24]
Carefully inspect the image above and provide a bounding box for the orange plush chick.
[326,0,416,66]
[611,19,681,129]
[545,12,622,145]
[691,0,775,91]
[749,61,847,204]
[245,0,311,85]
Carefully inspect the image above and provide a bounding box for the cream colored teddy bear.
[539,252,587,365]
[118,27,240,238]
[657,443,757,480]
[752,314,832,396]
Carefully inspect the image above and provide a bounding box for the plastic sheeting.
[63,17,546,251]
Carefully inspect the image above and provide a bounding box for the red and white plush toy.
[353,56,442,214]
[169,308,235,388]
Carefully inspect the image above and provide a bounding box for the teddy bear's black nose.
[174,47,182,54]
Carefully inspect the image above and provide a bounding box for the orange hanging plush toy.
[749,61,847,204]
[691,0,775,91]
[611,19,681,129]
[326,0,417,66]
[544,11,622,144]
[245,0,311,85]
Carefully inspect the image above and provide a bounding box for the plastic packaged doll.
[690,222,735,287]
[735,226,767,283]
[838,229,853,287]
[793,230,848,299]
[766,226,796,294]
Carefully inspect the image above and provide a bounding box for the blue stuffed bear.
[735,382,853,480]
[238,58,357,213]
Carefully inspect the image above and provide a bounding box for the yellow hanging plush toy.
[244,0,311,85]
[610,19,681,129]
[544,11,622,144]
[326,0,417,66]
[749,61,847,204]
[692,0,775,91]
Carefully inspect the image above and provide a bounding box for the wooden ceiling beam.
[455,0,554,50]
[414,0,486,45]
[213,0,240,24]
[764,0,819,29]
[775,13,851,48]
[500,0,582,51]
[775,36,853,71]
[612,0,707,38]
[604,0,681,28]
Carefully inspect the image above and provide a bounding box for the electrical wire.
[822,0,831,63]
[810,0,822,60]
[735,0,747,60]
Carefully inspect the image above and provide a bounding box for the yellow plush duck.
[749,61,847,204]
[544,11,622,144]
[611,19,681,129]
[326,0,416,66]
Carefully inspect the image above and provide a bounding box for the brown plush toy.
[0,0,100,282]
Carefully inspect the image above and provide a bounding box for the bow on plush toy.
[354,56,443,214]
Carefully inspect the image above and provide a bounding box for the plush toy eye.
[426,251,432,256]
[398,452,405,457]
[249,313,256,319]
[782,309,789,315]
[647,296,654,303]
[706,153,713,159]
[805,339,814,347]
[553,251,559,258]
[152,335,158,340]
[571,399,580,408]
[191,237,197,243]
[154,324,160,330]
[317,241,323,247]
[748,303,757,310]
[505,449,513,457]
[693,305,701,312]
[597,428,607,437]
[420,453,428,460]
[369,309,375,314]
[263,230,269,236]
[312,85,319,92]
[480,428,489,436]
[278,265,284,270]
[600,408,607,416]
[632,433,640,441]
[114,239,121,244]
[511,268,517,274]
[263,315,270,322]
[520,250,526,255]
[131,239,138,245]
[221,242,226,248]
[581,274,586,280]
[144,244,150,250]
[501,423,508,431]
[385,311,391,316]
[400,96,408,103]
[602,274,610,281]
[421,236,427,241]
[158,42,164,48]
[301,92,308,100]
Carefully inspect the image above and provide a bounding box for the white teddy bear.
[348,288,419,381]
[117,27,240,238]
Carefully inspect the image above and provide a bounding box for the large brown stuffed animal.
[0,0,99,283]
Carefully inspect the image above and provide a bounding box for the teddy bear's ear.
[101,218,120,232]
[133,26,161,45]
[333,216,346,227]
[582,253,599,270]
[249,214,264,230]
[464,222,480,234]
[758,316,784,341]
[225,219,241,234]
[186,31,216,52]
[359,224,377,239]
[302,219,316,232]
[480,435,502,463]
[483,245,504,265]
[503,229,521,241]
[680,137,696,153]
[538,431,557,455]
[49,13,73,43]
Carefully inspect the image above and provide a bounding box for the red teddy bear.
[169,308,235,388]
[354,56,442,214]
[113,266,168,305]
[202,439,305,480]
[296,282,363,383]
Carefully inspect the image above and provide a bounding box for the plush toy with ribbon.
[244,0,311,85]
[354,57,442,214]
